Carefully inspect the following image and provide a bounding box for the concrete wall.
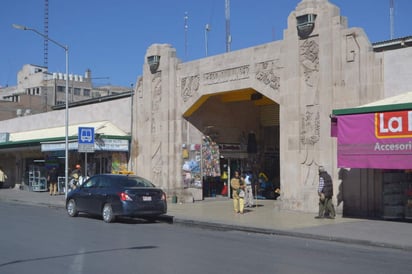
[0,97,132,134]
[381,47,412,98]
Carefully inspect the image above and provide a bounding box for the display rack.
[29,166,47,192]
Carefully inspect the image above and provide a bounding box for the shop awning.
[0,121,130,151]
[332,92,412,169]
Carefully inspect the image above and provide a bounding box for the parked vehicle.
[66,174,167,223]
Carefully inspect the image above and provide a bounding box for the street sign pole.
[78,127,95,178]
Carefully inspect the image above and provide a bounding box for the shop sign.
[41,139,129,152]
[0,132,10,143]
[376,111,412,138]
[337,110,412,169]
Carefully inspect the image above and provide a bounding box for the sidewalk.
[1,188,412,251]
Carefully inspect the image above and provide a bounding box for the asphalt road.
[1,201,411,274]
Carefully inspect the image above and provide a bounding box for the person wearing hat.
[70,164,82,189]
[315,166,336,219]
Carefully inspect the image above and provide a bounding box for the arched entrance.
[183,88,280,199]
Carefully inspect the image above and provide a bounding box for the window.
[74,87,81,96]
[57,86,65,92]
[84,89,91,97]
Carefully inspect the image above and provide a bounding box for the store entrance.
[184,89,280,200]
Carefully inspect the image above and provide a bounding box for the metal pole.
[65,47,69,198]
[13,24,69,198]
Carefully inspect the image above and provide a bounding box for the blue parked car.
[66,174,167,223]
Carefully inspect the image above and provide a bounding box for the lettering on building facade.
[203,65,250,85]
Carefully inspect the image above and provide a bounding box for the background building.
[0,64,130,120]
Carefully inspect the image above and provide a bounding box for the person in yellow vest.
[230,170,245,214]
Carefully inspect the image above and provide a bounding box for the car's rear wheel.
[102,203,115,223]
[67,199,78,217]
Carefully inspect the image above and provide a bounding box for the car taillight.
[161,192,166,201]
[118,192,132,201]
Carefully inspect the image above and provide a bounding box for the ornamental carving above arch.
[255,60,281,92]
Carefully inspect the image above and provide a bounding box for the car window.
[82,176,99,189]
[97,176,112,188]
[120,176,155,188]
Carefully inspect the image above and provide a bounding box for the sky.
[0,0,411,88]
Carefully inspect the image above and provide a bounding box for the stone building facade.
[1,0,411,216]
[133,0,386,212]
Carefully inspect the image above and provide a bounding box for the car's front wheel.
[67,199,78,217]
[102,203,115,223]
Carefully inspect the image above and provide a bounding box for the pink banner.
[337,111,412,169]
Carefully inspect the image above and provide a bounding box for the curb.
[172,218,412,251]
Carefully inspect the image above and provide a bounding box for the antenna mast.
[44,0,49,68]
[205,24,211,56]
[184,12,188,60]
[225,0,231,52]
[43,0,49,111]
[390,0,394,39]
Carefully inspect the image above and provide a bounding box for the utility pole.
[225,0,231,52]
[205,24,211,56]
[390,0,394,39]
[184,12,189,60]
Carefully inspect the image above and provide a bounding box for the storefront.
[332,93,412,220]
[0,121,130,192]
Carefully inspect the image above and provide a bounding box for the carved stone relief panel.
[299,38,319,87]
[255,60,281,92]
[300,104,320,186]
[136,77,143,98]
[300,104,320,146]
[151,72,162,134]
[151,142,163,187]
[181,75,200,102]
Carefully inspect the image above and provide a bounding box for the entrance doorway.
[184,89,280,199]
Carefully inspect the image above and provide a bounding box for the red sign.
[375,110,412,139]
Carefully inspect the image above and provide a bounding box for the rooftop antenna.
[43,0,49,111]
[205,23,211,56]
[225,0,231,52]
[44,0,49,69]
[390,0,394,39]
[184,12,189,60]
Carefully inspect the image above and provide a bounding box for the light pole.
[13,24,70,198]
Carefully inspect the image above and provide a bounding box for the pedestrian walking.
[244,172,254,207]
[315,166,336,219]
[47,167,58,195]
[230,170,245,214]
[0,166,7,188]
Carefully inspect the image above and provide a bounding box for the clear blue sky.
[1,0,411,88]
